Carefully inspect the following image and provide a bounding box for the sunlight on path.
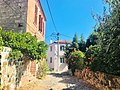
[18,72,97,90]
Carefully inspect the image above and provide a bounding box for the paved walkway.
[18,72,98,90]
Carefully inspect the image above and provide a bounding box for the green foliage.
[68,51,85,74]
[65,33,84,59]
[90,0,120,76]
[0,28,48,60]
[9,50,23,61]
[72,33,79,43]
[86,31,99,48]
[85,45,101,66]
[106,0,119,4]
[71,33,79,50]
[37,41,48,59]
[65,34,79,61]
[0,27,48,85]
[65,1,120,76]
[0,37,3,46]
[64,44,73,59]
[65,34,86,75]
[0,27,3,46]
[0,46,3,53]
[37,60,49,79]
[79,34,86,52]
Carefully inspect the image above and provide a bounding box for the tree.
[86,31,99,48]
[65,34,79,61]
[64,43,71,60]
[71,33,79,50]
[79,34,86,52]
[90,0,120,76]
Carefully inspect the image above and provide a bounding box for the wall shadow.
[49,71,69,78]
[49,72,98,90]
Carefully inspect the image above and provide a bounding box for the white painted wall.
[47,43,68,72]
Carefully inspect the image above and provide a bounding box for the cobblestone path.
[18,72,98,90]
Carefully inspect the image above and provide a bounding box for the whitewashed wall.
[47,43,68,72]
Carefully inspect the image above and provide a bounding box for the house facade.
[0,0,46,80]
[0,0,46,41]
[47,40,71,72]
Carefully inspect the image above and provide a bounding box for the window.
[60,57,64,63]
[18,23,23,27]
[50,57,52,63]
[39,15,42,32]
[50,46,52,52]
[60,45,64,51]
[42,22,44,36]
[34,5,38,25]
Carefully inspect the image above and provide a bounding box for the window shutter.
[34,5,38,25]
[42,22,44,36]
[39,15,41,32]
[41,17,43,32]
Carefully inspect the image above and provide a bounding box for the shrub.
[0,37,3,46]
[68,51,85,75]
[85,45,101,66]
[36,60,49,79]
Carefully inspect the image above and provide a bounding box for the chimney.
[50,38,52,44]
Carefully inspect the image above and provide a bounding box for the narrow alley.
[18,72,98,90]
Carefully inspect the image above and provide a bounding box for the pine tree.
[79,34,86,52]
[71,33,79,51]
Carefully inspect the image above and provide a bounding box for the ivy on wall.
[0,27,48,60]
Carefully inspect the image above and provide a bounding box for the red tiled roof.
[58,40,71,44]
[49,40,71,45]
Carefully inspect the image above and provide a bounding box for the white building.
[47,40,71,72]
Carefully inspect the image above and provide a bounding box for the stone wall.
[0,0,28,32]
[1,47,37,90]
[22,55,37,77]
[1,47,17,90]
[19,55,37,87]
[74,68,120,90]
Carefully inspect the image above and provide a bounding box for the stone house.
[0,0,46,41]
[0,0,46,86]
[47,40,71,72]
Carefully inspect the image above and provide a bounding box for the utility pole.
[57,33,60,72]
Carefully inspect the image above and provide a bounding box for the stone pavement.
[18,72,98,90]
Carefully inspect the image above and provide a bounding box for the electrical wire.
[45,0,58,33]
[45,0,73,40]
[45,33,73,41]
[60,33,73,39]
[3,0,73,42]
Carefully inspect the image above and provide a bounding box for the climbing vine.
[0,27,48,60]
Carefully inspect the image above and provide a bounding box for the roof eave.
[38,0,46,21]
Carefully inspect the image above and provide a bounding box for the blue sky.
[40,0,106,44]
